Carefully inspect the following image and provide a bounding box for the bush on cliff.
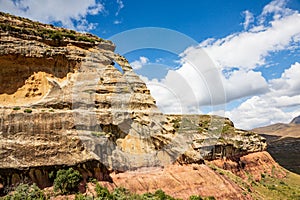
[189,196,216,200]
[4,183,45,200]
[53,168,82,195]
[95,183,112,199]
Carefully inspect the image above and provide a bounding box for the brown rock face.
[101,164,250,200]
[210,151,286,181]
[0,12,175,189]
[99,151,285,200]
[0,12,268,195]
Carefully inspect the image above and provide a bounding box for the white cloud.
[226,62,300,129]
[225,96,298,130]
[0,0,105,31]
[143,63,268,114]
[113,20,122,25]
[115,0,124,16]
[222,70,269,102]
[200,13,300,70]
[139,0,300,129]
[269,62,300,96]
[130,56,149,70]
[242,10,254,30]
[142,48,226,113]
[260,0,293,22]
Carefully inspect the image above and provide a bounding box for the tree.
[53,168,82,194]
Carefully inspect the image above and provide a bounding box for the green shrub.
[75,193,93,200]
[95,183,111,198]
[111,187,131,200]
[24,108,32,113]
[171,119,180,130]
[206,197,216,200]
[190,195,203,200]
[13,107,21,110]
[64,33,76,40]
[53,168,82,194]
[5,183,45,200]
[141,189,176,200]
[50,32,62,41]
[76,36,95,43]
[88,178,97,184]
[153,189,175,200]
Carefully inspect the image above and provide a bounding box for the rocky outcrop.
[0,12,267,194]
[100,151,283,200]
[253,119,300,174]
[210,151,286,181]
[101,164,251,200]
[0,12,176,190]
[167,115,266,164]
[291,115,300,124]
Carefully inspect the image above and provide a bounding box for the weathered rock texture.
[102,164,251,200]
[100,151,283,200]
[0,12,267,195]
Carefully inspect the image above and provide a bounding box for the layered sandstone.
[0,12,268,195]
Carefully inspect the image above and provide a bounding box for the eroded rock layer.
[0,12,267,193]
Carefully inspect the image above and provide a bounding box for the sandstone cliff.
[0,12,269,198]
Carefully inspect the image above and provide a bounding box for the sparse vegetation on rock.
[12,106,20,110]
[24,108,32,113]
[2,183,45,200]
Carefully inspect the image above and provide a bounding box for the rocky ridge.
[291,115,300,124]
[0,12,269,197]
[253,117,300,174]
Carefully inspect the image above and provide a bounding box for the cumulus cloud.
[199,13,300,70]
[260,0,294,22]
[141,48,225,113]
[269,62,300,96]
[225,62,300,129]
[225,96,298,130]
[222,70,269,102]
[0,0,105,31]
[139,0,300,129]
[130,56,149,70]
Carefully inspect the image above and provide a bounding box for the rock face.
[102,164,251,200]
[167,115,266,164]
[101,151,284,200]
[0,12,267,194]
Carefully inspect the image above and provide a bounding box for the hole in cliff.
[112,61,124,74]
[0,54,77,95]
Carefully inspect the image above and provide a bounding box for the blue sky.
[1,0,300,129]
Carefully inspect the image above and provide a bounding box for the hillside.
[253,116,300,174]
[291,115,300,124]
[0,12,299,199]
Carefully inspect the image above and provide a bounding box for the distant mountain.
[253,118,300,174]
[291,115,300,124]
[253,122,300,138]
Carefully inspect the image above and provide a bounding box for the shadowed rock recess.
[0,12,268,196]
